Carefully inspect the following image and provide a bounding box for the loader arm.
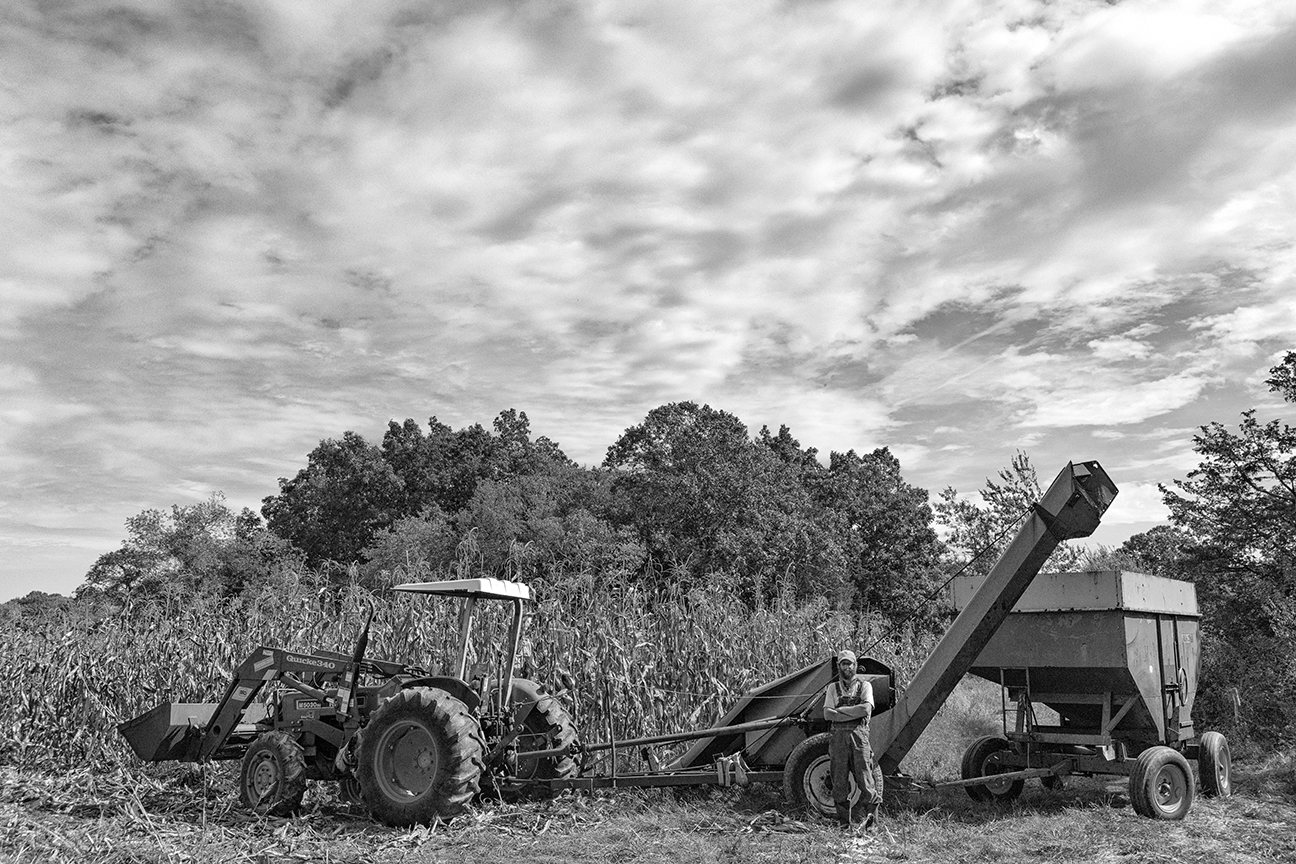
[871,461,1118,773]
[197,647,357,761]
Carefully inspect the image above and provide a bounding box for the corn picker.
[119,460,1232,824]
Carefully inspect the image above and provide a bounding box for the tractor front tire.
[961,736,1023,803]
[239,731,308,816]
[356,687,485,826]
[338,776,364,805]
[784,733,858,819]
[1198,731,1232,798]
[1130,746,1195,820]
[499,679,580,799]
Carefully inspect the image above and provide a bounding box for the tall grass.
[0,567,940,773]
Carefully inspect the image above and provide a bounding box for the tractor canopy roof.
[393,577,533,602]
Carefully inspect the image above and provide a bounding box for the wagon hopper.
[946,568,1230,819]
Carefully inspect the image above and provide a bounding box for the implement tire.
[501,679,580,799]
[1130,746,1195,820]
[239,731,308,816]
[1198,731,1232,798]
[961,736,1023,803]
[356,687,485,826]
[784,733,858,819]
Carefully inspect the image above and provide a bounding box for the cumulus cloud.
[1099,480,1172,526]
[3,0,1296,599]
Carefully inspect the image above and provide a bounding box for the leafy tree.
[359,505,461,585]
[603,404,828,599]
[491,408,573,475]
[1160,352,1296,742]
[380,417,459,516]
[272,410,576,571]
[360,436,617,587]
[1267,350,1296,401]
[604,404,940,611]
[543,509,646,585]
[1161,363,1296,629]
[1118,525,1193,577]
[80,494,302,600]
[817,448,945,621]
[456,475,566,577]
[934,451,1083,580]
[0,591,71,624]
[1072,525,1195,574]
[262,432,404,567]
[379,410,574,521]
[604,402,758,580]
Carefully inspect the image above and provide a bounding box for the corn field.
[0,568,937,773]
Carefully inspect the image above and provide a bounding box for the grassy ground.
[4,681,1289,863]
[3,752,1293,864]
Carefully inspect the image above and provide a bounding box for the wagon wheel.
[356,687,485,826]
[960,736,1023,803]
[783,733,860,819]
[239,731,308,816]
[494,679,580,800]
[1129,746,1195,820]
[1197,731,1232,798]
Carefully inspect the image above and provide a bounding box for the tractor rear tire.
[356,687,485,826]
[961,736,1023,803]
[784,733,858,819]
[1198,731,1232,798]
[239,731,308,816]
[1130,746,1195,820]
[498,679,580,799]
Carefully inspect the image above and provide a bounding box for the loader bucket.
[118,703,217,762]
[118,701,271,762]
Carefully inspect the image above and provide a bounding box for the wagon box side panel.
[969,611,1130,671]
[1125,615,1171,744]
[1176,617,1200,732]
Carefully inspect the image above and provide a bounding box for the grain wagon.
[944,568,1229,819]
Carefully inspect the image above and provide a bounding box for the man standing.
[822,649,883,830]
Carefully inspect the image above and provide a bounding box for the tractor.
[119,577,579,826]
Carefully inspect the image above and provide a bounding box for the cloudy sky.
[3,0,1295,602]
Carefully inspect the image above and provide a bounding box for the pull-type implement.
[118,461,1230,823]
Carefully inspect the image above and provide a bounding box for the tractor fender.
[506,677,546,720]
[481,677,561,722]
[401,677,481,711]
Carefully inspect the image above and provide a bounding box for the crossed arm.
[823,684,874,722]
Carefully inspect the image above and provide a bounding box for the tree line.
[45,354,1296,743]
[75,404,954,619]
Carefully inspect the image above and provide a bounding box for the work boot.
[834,801,852,829]
[862,802,878,832]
